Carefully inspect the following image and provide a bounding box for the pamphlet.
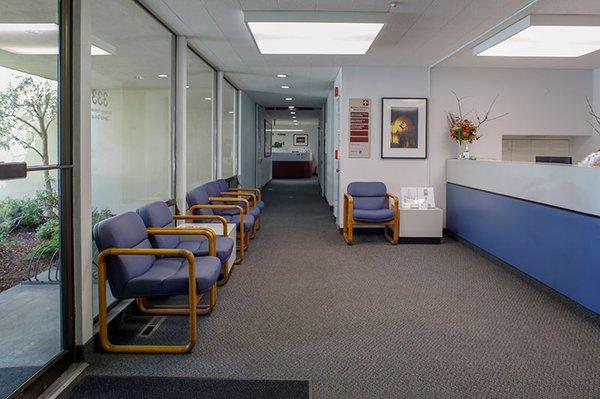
[400,187,436,209]
[417,187,436,209]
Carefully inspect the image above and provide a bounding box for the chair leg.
[250,219,258,239]
[136,284,218,316]
[343,219,354,245]
[98,264,196,354]
[217,262,231,286]
[234,226,245,265]
[384,222,399,245]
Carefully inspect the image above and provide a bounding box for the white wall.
[337,66,595,227]
[324,89,335,205]
[572,68,600,162]
[240,91,256,186]
[338,67,430,224]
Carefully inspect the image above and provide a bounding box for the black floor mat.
[0,366,40,398]
[64,375,309,399]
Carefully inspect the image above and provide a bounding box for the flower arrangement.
[448,92,507,158]
[579,98,600,167]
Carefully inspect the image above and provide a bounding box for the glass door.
[0,1,74,398]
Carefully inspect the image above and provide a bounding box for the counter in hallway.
[446,159,600,313]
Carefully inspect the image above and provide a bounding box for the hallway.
[86,178,600,398]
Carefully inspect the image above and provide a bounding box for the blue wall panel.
[447,183,600,314]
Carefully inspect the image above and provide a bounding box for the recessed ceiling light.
[273,129,304,132]
[204,97,212,101]
[288,106,295,109]
[135,75,144,80]
[246,20,384,54]
[281,85,290,89]
[158,74,168,78]
[474,15,600,58]
[285,97,293,101]
[186,85,190,89]
[276,74,287,78]
[290,111,296,115]
[292,116,297,119]
[229,111,234,114]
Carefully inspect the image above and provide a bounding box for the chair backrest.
[204,181,221,198]
[216,179,229,192]
[186,185,214,216]
[93,212,155,298]
[137,201,179,249]
[347,182,388,210]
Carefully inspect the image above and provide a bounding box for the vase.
[457,141,467,159]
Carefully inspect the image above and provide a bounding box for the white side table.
[177,222,237,276]
[399,207,443,244]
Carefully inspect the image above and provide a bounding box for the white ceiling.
[141,0,544,106]
[438,0,600,69]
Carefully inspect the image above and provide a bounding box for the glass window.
[186,49,214,188]
[90,0,174,311]
[0,1,67,395]
[91,0,173,215]
[221,80,237,178]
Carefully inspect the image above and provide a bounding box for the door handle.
[0,162,27,180]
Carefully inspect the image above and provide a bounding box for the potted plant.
[448,92,507,159]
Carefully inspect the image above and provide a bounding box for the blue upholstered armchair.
[343,182,399,245]
[93,212,221,353]
[204,181,261,239]
[217,179,265,211]
[186,185,255,264]
[137,201,236,285]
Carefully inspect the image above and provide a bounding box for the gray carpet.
[64,376,308,398]
[85,177,600,398]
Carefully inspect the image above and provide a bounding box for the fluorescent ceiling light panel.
[285,97,293,101]
[273,129,303,132]
[245,11,386,55]
[281,85,290,89]
[474,15,600,58]
[276,74,287,78]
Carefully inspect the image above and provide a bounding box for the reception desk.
[272,151,313,178]
[446,159,600,313]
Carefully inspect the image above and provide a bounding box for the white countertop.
[446,159,600,216]
[272,151,312,162]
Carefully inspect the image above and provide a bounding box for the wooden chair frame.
[208,196,259,240]
[219,191,261,236]
[97,227,216,354]
[228,187,263,231]
[343,193,399,245]
[188,204,249,265]
[172,214,231,286]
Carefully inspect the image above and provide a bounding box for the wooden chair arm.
[188,204,244,216]
[386,193,400,210]
[209,197,250,213]
[146,227,216,256]
[221,191,257,206]
[234,187,261,201]
[173,214,228,236]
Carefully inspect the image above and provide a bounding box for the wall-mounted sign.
[349,98,371,158]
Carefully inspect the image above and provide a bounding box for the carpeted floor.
[85,178,600,398]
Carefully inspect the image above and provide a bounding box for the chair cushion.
[217,179,229,192]
[186,186,214,216]
[348,182,388,210]
[177,237,234,264]
[204,181,222,198]
[352,208,395,223]
[249,206,261,219]
[347,182,387,197]
[123,256,221,297]
[227,214,255,232]
[93,212,156,298]
[137,201,180,249]
[257,200,265,211]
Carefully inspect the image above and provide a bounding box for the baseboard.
[399,237,441,244]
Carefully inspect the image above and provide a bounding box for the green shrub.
[92,208,112,226]
[34,218,60,258]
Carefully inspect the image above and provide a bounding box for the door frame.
[6,1,76,397]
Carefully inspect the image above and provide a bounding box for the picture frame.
[293,134,308,146]
[381,98,428,159]
[264,119,272,157]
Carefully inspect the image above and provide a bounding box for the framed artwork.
[294,134,308,146]
[264,119,272,157]
[381,98,428,159]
